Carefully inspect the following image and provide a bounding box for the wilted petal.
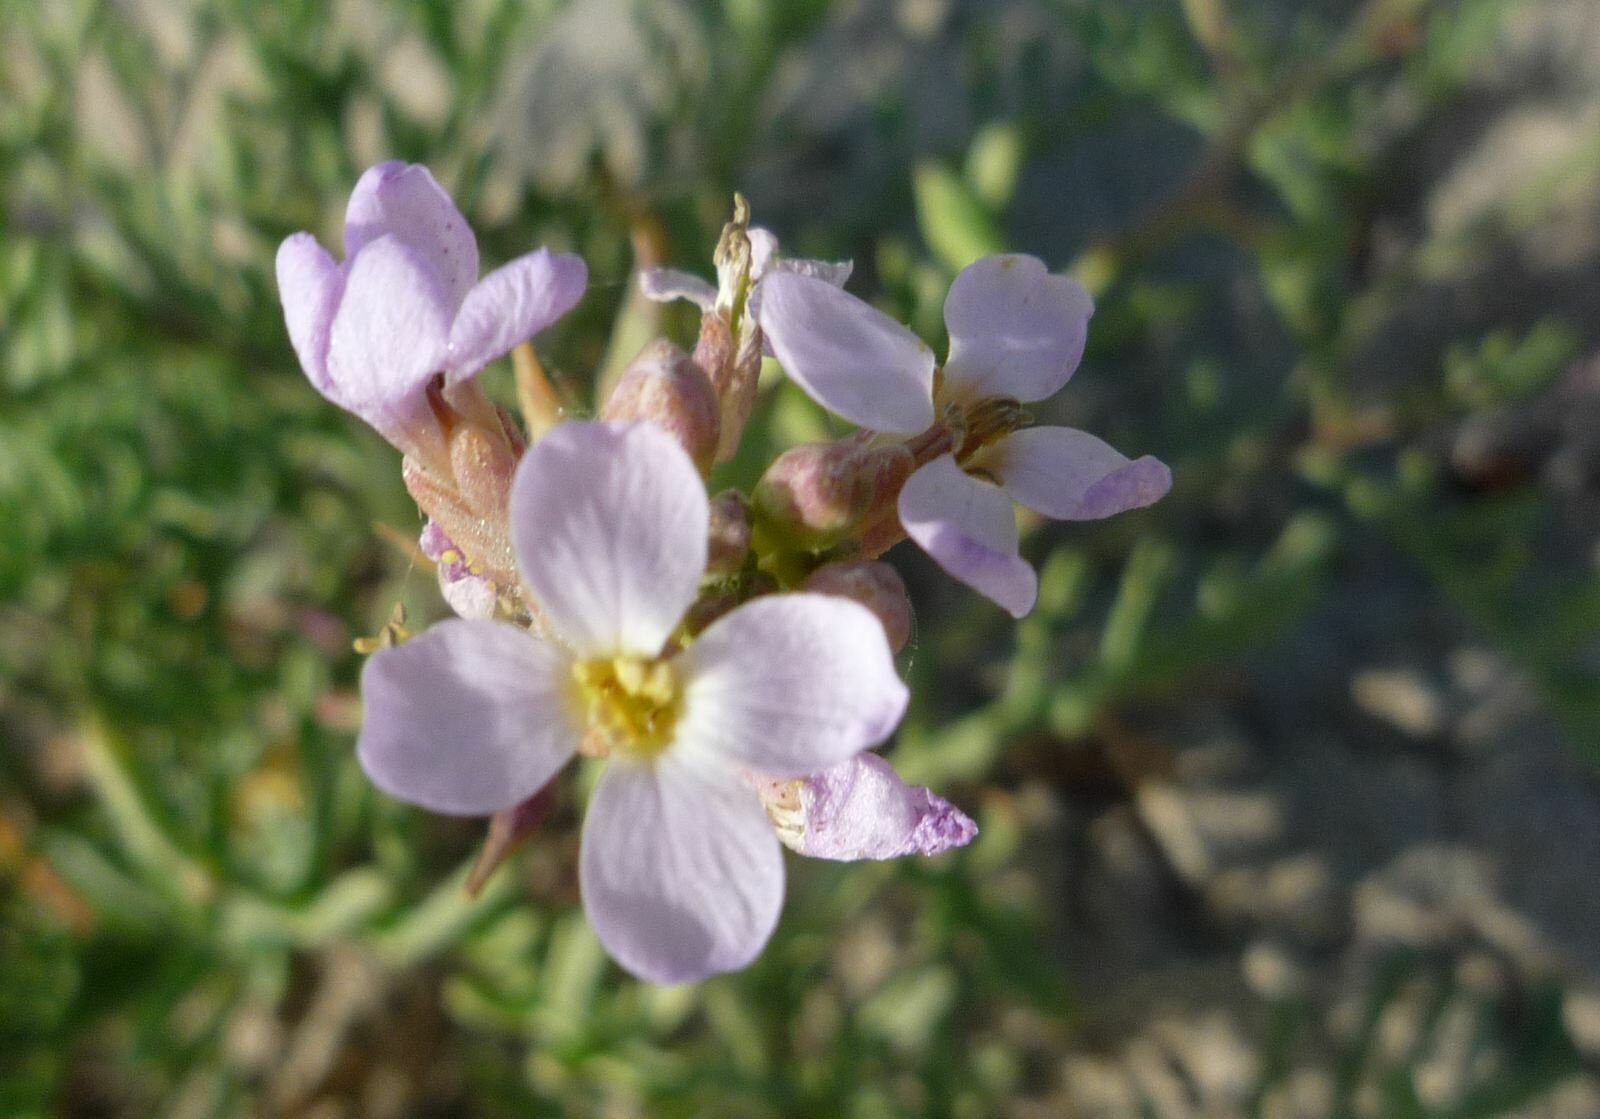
[344,161,479,309]
[581,756,783,983]
[639,267,716,310]
[509,421,708,658]
[324,234,453,414]
[778,753,978,861]
[942,254,1094,405]
[988,426,1171,520]
[757,273,935,434]
[276,233,345,395]
[748,227,780,281]
[439,571,499,619]
[676,594,908,777]
[446,249,588,381]
[898,455,1037,618]
[358,620,580,816]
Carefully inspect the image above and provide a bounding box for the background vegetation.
[4,0,1600,1115]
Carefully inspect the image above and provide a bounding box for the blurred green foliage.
[3,0,1598,1116]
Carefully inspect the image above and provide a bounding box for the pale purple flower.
[358,421,908,983]
[757,254,1172,617]
[276,161,587,450]
[753,753,977,861]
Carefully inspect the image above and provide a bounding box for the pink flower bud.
[706,489,752,578]
[752,434,913,550]
[802,561,914,654]
[601,340,721,473]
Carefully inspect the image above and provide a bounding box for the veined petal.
[344,161,479,310]
[324,235,453,415]
[446,249,588,381]
[987,426,1171,520]
[676,594,908,777]
[581,756,783,983]
[772,753,978,861]
[276,232,345,397]
[899,455,1037,618]
[942,254,1094,405]
[639,267,716,310]
[757,272,935,434]
[357,620,580,816]
[509,421,708,658]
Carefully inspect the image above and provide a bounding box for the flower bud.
[802,561,914,654]
[601,339,721,473]
[706,490,752,578]
[752,434,913,551]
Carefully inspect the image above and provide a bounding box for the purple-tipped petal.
[899,455,1038,618]
[676,594,909,778]
[942,254,1094,405]
[357,620,580,816]
[344,161,479,310]
[639,267,717,310]
[509,421,708,658]
[776,753,978,861]
[324,234,453,414]
[446,249,588,381]
[581,757,783,983]
[276,232,345,395]
[757,273,936,434]
[988,427,1171,520]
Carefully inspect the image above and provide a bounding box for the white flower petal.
[988,426,1172,520]
[509,421,708,658]
[898,455,1038,618]
[357,620,580,816]
[581,756,783,983]
[676,594,908,777]
[757,272,936,434]
[942,254,1094,404]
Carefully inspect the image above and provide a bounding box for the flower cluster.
[277,163,1169,983]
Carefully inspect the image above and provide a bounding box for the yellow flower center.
[949,395,1029,469]
[571,655,683,760]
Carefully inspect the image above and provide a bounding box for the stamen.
[572,655,683,759]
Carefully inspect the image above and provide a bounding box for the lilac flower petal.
[276,232,344,396]
[676,594,908,777]
[639,267,716,310]
[898,455,1038,618]
[446,249,588,381]
[757,272,936,434]
[581,756,783,983]
[942,254,1094,405]
[787,753,978,861]
[509,421,708,658]
[344,161,479,310]
[358,620,580,816]
[324,234,453,414]
[988,426,1171,520]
